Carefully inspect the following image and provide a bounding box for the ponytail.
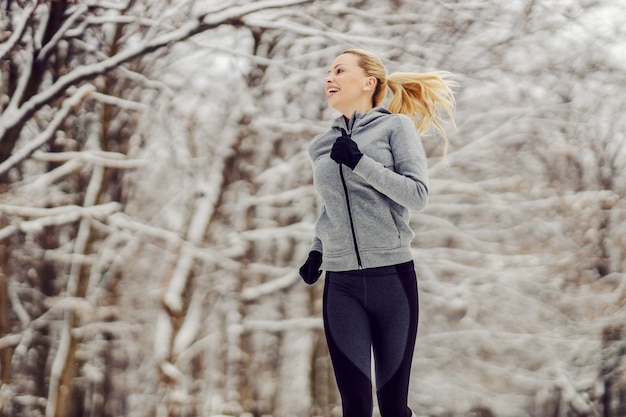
[342,49,457,156]
[387,72,457,156]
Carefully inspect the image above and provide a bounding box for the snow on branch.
[245,185,314,206]
[89,91,150,111]
[239,222,314,242]
[36,4,89,65]
[107,212,184,244]
[244,16,391,47]
[163,248,194,315]
[45,315,72,417]
[243,317,322,333]
[159,360,186,384]
[255,152,310,184]
[84,0,128,11]
[22,150,143,194]
[0,293,103,350]
[32,149,146,168]
[71,38,174,94]
[106,212,242,278]
[1,214,76,240]
[171,290,204,357]
[75,13,162,32]
[0,0,314,144]
[9,280,31,327]
[553,365,597,415]
[23,158,84,191]
[0,1,38,61]
[71,319,140,340]
[241,271,299,301]
[43,250,96,267]
[0,201,120,219]
[161,107,250,318]
[0,84,96,176]
[0,333,22,350]
[0,202,120,241]
[6,48,35,118]
[201,0,315,26]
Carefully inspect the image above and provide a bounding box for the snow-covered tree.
[1,0,625,416]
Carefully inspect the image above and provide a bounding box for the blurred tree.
[1,0,625,416]
[0,1,313,416]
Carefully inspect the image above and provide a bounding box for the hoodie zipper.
[339,164,363,269]
[338,118,363,269]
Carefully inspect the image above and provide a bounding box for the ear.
[363,76,377,91]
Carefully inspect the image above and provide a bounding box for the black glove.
[330,129,363,170]
[299,250,323,285]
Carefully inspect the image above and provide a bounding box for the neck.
[340,103,373,119]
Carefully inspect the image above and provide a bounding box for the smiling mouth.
[327,87,339,98]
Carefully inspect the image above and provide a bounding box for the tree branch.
[243,317,323,332]
[0,1,40,62]
[0,201,120,218]
[0,202,121,241]
[0,0,314,145]
[36,3,89,65]
[0,84,96,176]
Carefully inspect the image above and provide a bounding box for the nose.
[325,73,333,83]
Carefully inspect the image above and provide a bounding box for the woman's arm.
[353,115,429,211]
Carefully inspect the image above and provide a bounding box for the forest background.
[1,0,625,417]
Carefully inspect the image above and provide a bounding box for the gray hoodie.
[308,107,429,271]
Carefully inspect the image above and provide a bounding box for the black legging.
[323,260,418,417]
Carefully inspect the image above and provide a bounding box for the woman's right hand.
[299,251,323,285]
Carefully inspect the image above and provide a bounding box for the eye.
[336,68,344,75]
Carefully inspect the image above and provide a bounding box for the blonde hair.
[343,49,457,156]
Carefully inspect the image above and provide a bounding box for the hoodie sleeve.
[310,235,323,253]
[352,115,429,211]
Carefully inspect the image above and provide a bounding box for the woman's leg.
[369,261,419,417]
[323,262,418,417]
[323,271,374,417]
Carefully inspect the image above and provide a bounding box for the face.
[325,53,375,117]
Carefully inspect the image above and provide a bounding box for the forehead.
[329,53,360,70]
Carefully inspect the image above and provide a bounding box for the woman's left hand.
[330,129,363,169]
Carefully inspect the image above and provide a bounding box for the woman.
[299,49,456,417]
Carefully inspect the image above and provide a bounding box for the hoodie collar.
[332,107,391,133]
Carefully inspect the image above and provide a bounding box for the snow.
[1,0,625,416]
